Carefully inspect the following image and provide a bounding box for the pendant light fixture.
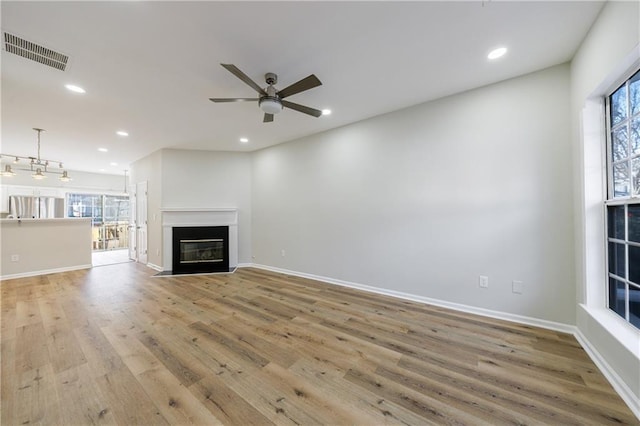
[0,128,72,181]
[2,165,16,176]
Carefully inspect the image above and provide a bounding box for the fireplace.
[172,226,229,274]
[161,208,238,274]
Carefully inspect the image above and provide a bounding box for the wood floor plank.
[1,337,16,425]
[14,322,50,374]
[135,366,223,425]
[135,327,206,387]
[14,364,62,426]
[94,368,169,426]
[15,299,43,328]
[189,376,276,426]
[343,366,488,425]
[44,322,88,373]
[289,357,435,426]
[1,285,17,343]
[1,264,637,425]
[100,323,163,376]
[55,363,118,425]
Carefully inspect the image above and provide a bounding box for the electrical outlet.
[10,254,19,262]
[281,249,286,257]
[479,275,489,288]
[512,280,524,294]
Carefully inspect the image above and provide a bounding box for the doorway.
[66,192,131,266]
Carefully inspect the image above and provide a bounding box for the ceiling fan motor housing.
[265,72,277,85]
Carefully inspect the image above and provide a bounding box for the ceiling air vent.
[3,32,68,71]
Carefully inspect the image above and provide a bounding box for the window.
[67,193,130,251]
[606,68,640,329]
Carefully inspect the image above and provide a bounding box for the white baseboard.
[146,262,163,272]
[246,263,639,420]
[0,264,92,281]
[574,327,640,420]
[249,263,574,333]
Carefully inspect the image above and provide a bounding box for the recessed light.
[98,148,108,152]
[116,130,129,137]
[240,137,249,143]
[110,162,118,166]
[487,47,507,60]
[99,168,105,172]
[322,109,332,116]
[65,84,86,93]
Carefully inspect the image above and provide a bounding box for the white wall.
[160,149,252,265]
[131,149,253,268]
[570,0,640,411]
[252,64,574,324]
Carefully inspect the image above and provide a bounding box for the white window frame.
[579,47,640,350]
[604,68,640,329]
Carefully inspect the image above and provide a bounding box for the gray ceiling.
[1,1,604,175]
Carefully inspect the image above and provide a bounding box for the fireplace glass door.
[180,239,224,264]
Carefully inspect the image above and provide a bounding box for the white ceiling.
[1,1,603,176]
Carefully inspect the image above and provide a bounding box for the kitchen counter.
[0,218,92,279]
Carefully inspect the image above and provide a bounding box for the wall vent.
[3,32,68,71]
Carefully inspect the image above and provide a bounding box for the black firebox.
[172,226,229,274]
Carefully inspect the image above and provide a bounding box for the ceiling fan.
[210,64,323,123]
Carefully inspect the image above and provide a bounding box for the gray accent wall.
[252,64,574,324]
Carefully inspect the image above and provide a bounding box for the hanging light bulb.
[32,168,46,179]
[2,165,16,177]
[59,170,72,182]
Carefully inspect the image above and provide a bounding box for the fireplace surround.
[161,208,238,273]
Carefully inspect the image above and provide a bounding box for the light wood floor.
[1,263,637,425]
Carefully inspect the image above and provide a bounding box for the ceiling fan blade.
[221,64,266,95]
[209,98,259,103]
[263,113,274,123]
[277,74,322,99]
[281,100,323,117]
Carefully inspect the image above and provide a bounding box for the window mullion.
[606,68,640,329]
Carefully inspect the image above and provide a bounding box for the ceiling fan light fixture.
[59,170,72,182]
[259,97,283,115]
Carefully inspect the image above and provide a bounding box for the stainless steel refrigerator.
[9,196,65,218]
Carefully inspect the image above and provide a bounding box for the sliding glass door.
[67,193,130,251]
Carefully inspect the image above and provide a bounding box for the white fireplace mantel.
[161,208,238,271]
